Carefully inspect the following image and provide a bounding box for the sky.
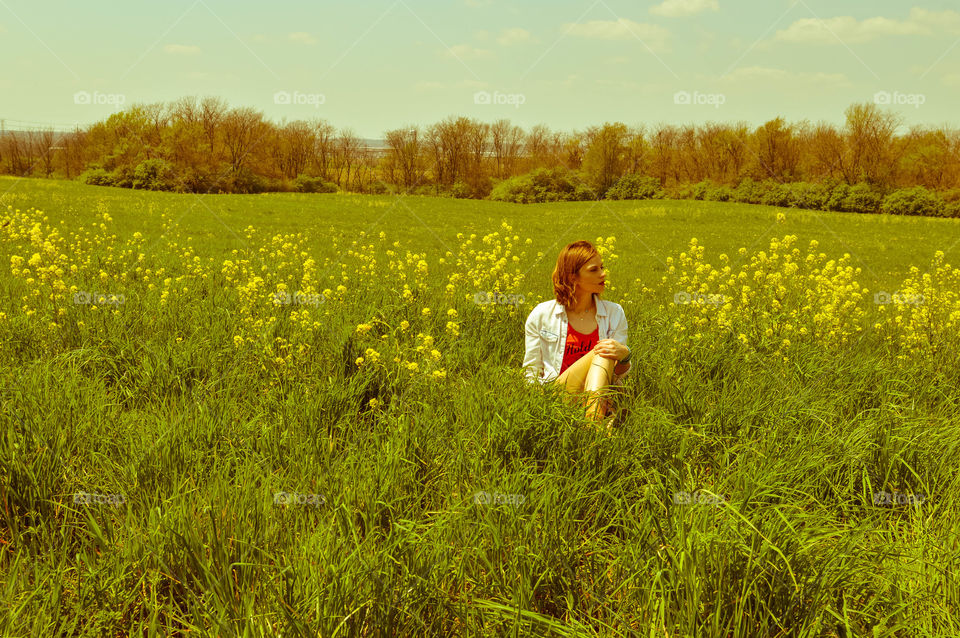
[1,0,959,138]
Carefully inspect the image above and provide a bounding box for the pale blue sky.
[2,0,959,137]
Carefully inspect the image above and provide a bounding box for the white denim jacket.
[522,293,630,385]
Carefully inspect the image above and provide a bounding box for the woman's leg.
[553,352,617,422]
[583,355,616,421]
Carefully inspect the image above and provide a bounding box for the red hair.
[552,240,600,309]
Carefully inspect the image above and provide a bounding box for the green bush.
[841,183,884,214]
[760,182,796,208]
[880,186,947,217]
[705,185,734,202]
[294,174,338,194]
[490,167,586,203]
[132,159,176,191]
[790,181,834,210]
[451,181,472,199]
[110,165,135,189]
[690,180,717,201]
[733,178,764,204]
[605,174,665,200]
[78,167,114,187]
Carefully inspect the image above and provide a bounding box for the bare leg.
[583,355,616,421]
[553,351,617,423]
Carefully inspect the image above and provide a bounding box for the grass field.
[1,176,959,637]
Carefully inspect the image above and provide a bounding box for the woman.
[522,240,632,425]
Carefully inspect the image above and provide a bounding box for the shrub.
[294,174,338,193]
[365,180,392,195]
[733,178,764,204]
[880,186,947,217]
[490,167,584,203]
[705,185,734,202]
[790,181,834,210]
[574,183,598,201]
[824,181,850,212]
[605,174,665,200]
[690,180,716,201]
[451,181,471,199]
[78,167,114,187]
[946,202,960,218]
[841,183,884,214]
[110,165,135,189]
[132,159,176,191]
[760,182,796,208]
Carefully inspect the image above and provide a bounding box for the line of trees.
[2,97,959,201]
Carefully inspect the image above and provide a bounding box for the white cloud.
[564,19,670,51]
[443,44,493,60]
[288,32,317,45]
[775,8,960,45]
[650,0,719,18]
[720,65,850,86]
[164,44,201,55]
[497,27,531,46]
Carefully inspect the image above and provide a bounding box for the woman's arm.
[521,310,543,383]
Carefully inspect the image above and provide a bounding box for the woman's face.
[573,254,606,294]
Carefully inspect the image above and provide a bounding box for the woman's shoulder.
[526,298,559,320]
[600,298,627,317]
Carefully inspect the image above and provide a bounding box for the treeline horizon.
[2,95,960,204]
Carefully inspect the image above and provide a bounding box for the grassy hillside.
[1,177,958,636]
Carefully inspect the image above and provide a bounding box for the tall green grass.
[1,178,958,636]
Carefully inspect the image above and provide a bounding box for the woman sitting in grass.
[522,240,632,428]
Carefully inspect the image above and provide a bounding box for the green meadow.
[1,177,958,637]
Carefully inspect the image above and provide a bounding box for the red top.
[559,322,599,375]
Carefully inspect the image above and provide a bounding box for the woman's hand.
[593,339,629,361]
